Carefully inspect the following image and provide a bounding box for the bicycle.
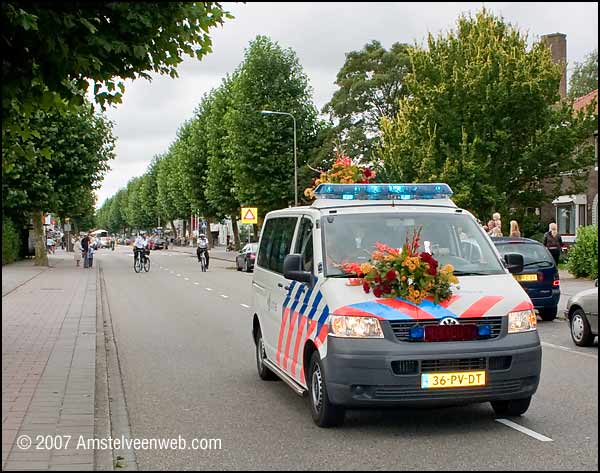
[199,251,207,272]
[134,248,151,273]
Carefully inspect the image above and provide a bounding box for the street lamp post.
[260,110,298,207]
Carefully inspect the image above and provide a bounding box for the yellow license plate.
[514,274,538,282]
[421,371,486,389]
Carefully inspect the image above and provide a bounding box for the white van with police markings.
[251,183,541,427]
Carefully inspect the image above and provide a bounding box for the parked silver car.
[565,280,598,346]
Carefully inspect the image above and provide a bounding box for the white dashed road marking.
[205,288,213,291]
[541,342,598,359]
[177,274,181,277]
[220,294,229,299]
[240,304,250,308]
[495,419,553,442]
[184,277,189,281]
[194,282,200,285]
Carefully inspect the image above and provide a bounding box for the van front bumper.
[323,332,541,408]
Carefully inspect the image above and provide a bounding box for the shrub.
[2,218,21,265]
[567,225,598,279]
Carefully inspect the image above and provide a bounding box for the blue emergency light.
[314,183,453,200]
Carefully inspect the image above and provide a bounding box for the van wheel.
[255,328,278,381]
[570,309,595,347]
[308,352,345,427]
[491,396,532,416]
[539,307,557,321]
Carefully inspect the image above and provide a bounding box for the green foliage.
[324,40,411,162]
[2,218,21,265]
[227,35,320,215]
[205,77,240,219]
[567,225,598,279]
[568,49,598,99]
[379,9,598,220]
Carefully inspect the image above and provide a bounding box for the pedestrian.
[82,232,90,268]
[486,220,496,235]
[74,236,83,267]
[509,220,521,237]
[492,212,502,234]
[490,226,503,237]
[543,222,562,266]
[87,242,96,268]
[46,235,55,254]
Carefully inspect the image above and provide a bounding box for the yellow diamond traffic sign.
[241,207,258,224]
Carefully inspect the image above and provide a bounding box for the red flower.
[373,286,383,298]
[385,269,397,281]
[382,283,392,294]
[420,252,438,275]
[362,281,371,293]
[375,274,383,284]
[363,168,373,179]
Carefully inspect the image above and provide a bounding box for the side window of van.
[257,217,298,274]
[294,217,314,273]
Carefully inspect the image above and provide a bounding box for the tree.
[204,77,242,247]
[379,9,597,221]
[323,40,411,162]
[155,154,180,237]
[568,49,598,99]
[227,35,320,217]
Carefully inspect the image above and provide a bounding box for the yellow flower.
[441,264,454,274]
[360,263,374,275]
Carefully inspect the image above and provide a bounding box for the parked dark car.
[236,243,258,272]
[492,237,560,321]
[151,237,166,250]
[565,280,598,346]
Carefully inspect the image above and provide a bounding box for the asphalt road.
[97,246,598,471]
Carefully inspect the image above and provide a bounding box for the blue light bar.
[409,325,425,341]
[314,183,453,200]
[477,325,491,337]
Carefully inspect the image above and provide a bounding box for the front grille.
[421,357,486,372]
[389,317,503,342]
[489,356,512,371]
[391,360,419,375]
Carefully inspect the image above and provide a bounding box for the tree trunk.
[33,211,48,266]
[231,216,241,251]
[170,220,177,239]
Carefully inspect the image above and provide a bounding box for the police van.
[251,183,541,427]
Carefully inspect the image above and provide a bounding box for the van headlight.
[507,309,537,333]
[329,315,384,338]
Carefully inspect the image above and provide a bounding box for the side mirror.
[283,254,312,285]
[595,279,598,288]
[504,253,524,274]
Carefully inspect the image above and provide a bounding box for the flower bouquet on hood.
[304,151,376,200]
[341,228,459,305]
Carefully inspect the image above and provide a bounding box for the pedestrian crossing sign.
[241,207,258,224]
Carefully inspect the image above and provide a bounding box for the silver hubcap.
[572,314,585,341]
[311,365,323,411]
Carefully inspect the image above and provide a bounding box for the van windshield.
[322,212,505,277]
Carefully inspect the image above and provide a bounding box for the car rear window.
[495,242,555,268]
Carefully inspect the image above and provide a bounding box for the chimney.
[541,33,567,100]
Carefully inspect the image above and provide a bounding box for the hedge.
[567,225,598,279]
[2,218,21,265]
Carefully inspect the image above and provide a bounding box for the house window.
[578,204,586,227]
[556,205,576,234]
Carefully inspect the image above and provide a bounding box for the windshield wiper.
[327,273,356,278]
[453,270,495,276]
[522,260,554,268]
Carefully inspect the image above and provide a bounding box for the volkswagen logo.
[440,317,459,325]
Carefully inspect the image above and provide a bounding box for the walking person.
[509,220,521,237]
[543,223,563,266]
[87,241,96,268]
[82,232,90,268]
[74,236,83,267]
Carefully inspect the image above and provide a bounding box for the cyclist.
[197,233,210,269]
[133,233,148,266]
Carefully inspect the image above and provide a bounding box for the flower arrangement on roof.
[341,227,459,305]
[304,150,376,200]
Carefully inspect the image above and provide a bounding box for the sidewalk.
[2,252,97,470]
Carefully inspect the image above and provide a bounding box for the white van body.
[251,184,541,426]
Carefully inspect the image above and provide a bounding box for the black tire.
[236,259,242,271]
[143,256,150,272]
[491,396,532,417]
[308,352,345,427]
[134,255,142,273]
[570,308,595,347]
[255,328,278,381]
[244,259,250,273]
[539,307,557,321]
[200,255,207,272]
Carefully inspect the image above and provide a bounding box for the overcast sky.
[95,2,598,208]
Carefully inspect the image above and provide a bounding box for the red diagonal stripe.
[332,306,383,318]
[283,310,299,371]
[376,298,430,319]
[511,300,533,312]
[460,296,504,318]
[314,324,329,349]
[290,315,307,379]
[439,295,461,308]
[276,308,290,366]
